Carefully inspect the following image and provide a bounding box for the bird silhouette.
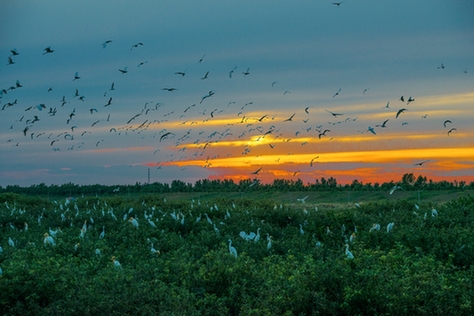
[395,108,407,118]
[251,167,262,175]
[43,46,54,55]
[325,109,343,117]
[284,113,296,122]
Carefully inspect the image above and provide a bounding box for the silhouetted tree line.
[0,173,472,197]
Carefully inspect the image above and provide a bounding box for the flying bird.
[130,42,143,50]
[332,88,341,97]
[443,120,452,128]
[310,156,319,167]
[318,129,330,139]
[73,72,80,81]
[251,167,262,175]
[325,109,343,118]
[159,132,174,142]
[118,66,128,74]
[7,57,14,65]
[201,71,209,80]
[376,119,389,128]
[242,68,250,76]
[43,46,54,54]
[332,1,344,6]
[104,97,112,107]
[414,160,430,166]
[395,108,407,118]
[102,40,112,48]
[162,88,178,92]
[229,66,237,78]
[367,126,377,135]
[284,113,296,122]
[447,128,457,136]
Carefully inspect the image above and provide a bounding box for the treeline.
[1,173,472,197]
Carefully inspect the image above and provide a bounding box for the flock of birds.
[0,194,441,275]
[1,30,465,182]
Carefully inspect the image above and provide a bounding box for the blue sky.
[1,0,473,186]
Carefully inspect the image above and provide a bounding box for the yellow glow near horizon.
[164,147,474,168]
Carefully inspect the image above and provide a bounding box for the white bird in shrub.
[129,217,139,228]
[299,224,305,235]
[111,256,121,268]
[254,228,261,242]
[99,226,105,239]
[228,239,238,258]
[43,233,55,246]
[387,222,395,233]
[8,237,15,247]
[267,234,272,250]
[431,208,438,217]
[345,244,354,259]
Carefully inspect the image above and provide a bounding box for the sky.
[1,0,473,187]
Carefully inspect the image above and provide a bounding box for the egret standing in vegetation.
[228,239,238,258]
[267,234,272,250]
[43,233,55,246]
[387,222,395,233]
[129,217,139,228]
[111,256,121,268]
[254,228,261,242]
[8,237,15,248]
[345,244,354,259]
[99,226,105,239]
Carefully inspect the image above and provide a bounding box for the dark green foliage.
[0,193,473,315]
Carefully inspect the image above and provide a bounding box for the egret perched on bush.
[345,244,354,259]
[43,233,55,246]
[129,217,139,228]
[431,208,438,217]
[387,222,395,233]
[111,256,121,268]
[369,223,380,232]
[99,226,105,239]
[299,224,305,235]
[267,234,272,250]
[254,228,261,242]
[8,237,15,248]
[228,239,237,258]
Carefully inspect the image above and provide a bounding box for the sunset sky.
[1,0,473,187]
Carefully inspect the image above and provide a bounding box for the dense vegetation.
[0,190,473,315]
[1,173,472,197]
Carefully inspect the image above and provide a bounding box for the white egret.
[369,223,380,232]
[196,214,202,223]
[43,233,55,246]
[345,244,354,259]
[129,217,139,228]
[387,222,395,233]
[299,224,305,235]
[228,239,238,258]
[99,226,105,239]
[204,213,213,225]
[148,219,157,228]
[267,234,273,250]
[350,233,356,243]
[95,248,101,257]
[431,208,438,217]
[254,228,261,242]
[111,256,121,268]
[8,237,15,247]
